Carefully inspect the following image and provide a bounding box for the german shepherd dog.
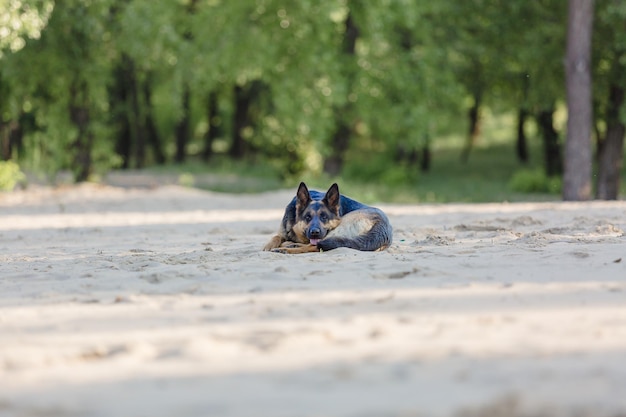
[263,182,392,254]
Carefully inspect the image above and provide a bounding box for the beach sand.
[1,184,625,417]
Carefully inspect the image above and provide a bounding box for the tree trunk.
[537,108,562,177]
[563,0,594,201]
[173,0,199,164]
[231,84,248,160]
[175,85,190,164]
[116,117,132,169]
[516,73,530,163]
[111,60,132,169]
[142,74,166,165]
[0,120,21,161]
[460,92,481,163]
[516,107,529,163]
[230,81,270,160]
[323,11,359,176]
[0,121,8,160]
[596,83,625,200]
[111,55,153,169]
[125,58,146,169]
[69,80,93,182]
[322,120,351,176]
[420,143,431,172]
[203,91,220,162]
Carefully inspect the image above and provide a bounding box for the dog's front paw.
[271,244,319,254]
[270,247,288,254]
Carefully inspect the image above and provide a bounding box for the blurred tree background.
[1,0,625,201]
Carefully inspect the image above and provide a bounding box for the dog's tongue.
[309,239,320,246]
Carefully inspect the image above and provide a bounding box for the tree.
[0,0,53,161]
[597,83,625,199]
[0,0,53,57]
[3,0,624,195]
[515,73,530,164]
[6,1,117,181]
[563,0,595,201]
[202,91,221,162]
[594,0,626,200]
[322,10,359,176]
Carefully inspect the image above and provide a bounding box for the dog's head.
[294,182,341,245]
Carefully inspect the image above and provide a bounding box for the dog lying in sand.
[263,182,392,254]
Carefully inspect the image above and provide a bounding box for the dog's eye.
[320,213,328,222]
[304,214,312,222]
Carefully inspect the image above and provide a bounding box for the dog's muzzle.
[307,226,323,245]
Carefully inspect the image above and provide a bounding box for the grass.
[331,144,562,204]
[109,110,626,203]
[143,158,285,193]
[314,110,565,204]
[133,141,560,204]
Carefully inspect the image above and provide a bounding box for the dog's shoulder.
[338,195,368,215]
[278,198,298,236]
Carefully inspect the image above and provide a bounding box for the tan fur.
[325,211,373,240]
[263,234,285,251]
[272,242,320,254]
[326,218,342,232]
[291,220,309,244]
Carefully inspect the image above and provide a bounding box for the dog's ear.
[324,183,340,213]
[296,182,311,212]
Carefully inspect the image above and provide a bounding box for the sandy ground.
[1,183,625,417]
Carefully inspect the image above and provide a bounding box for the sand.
[1,183,625,417]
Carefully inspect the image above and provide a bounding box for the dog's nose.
[309,227,321,238]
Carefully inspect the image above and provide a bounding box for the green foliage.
[0,160,26,191]
[593,0,626,135]
[0,0,54,57]
[2,0,117,180]
[0,0,624,198]
[342,150,420,187]
[139,158,285,193]
[508,169,562,194]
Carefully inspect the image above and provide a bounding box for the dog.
[263,182,392,254]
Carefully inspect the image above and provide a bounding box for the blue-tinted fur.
[281,189,367,232]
